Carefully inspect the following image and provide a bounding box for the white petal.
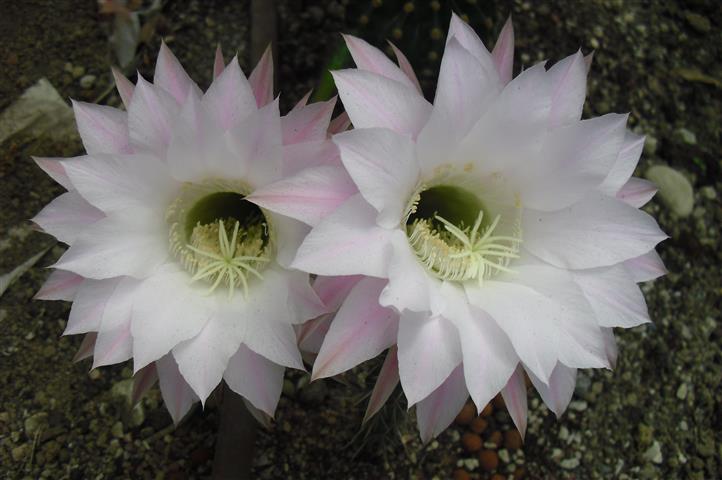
[224,344,285,416]
[624,250,667,283]
[292,194,393,277]
[491,16,514,85]
[312,277,398,379]
[52,209,168,280]
[154,42,201,104]
[64,278,120,335]
[224,98,283,186]
[266,212,309,269]
[334,127,419,227]
[573,263,650,328]
[281,97,335,145]
[131,264,213,371]
[72,101,131,155]
[500,365,528,439]
[312,275,363,312]
[526,363,577,418]
[35,269,84,301]
[519,113,628,211]
[616,177,658,208]
[397,311,462,406]
[441,282,517,411]
[127,76,179,155]
[34,156,74,190]
[156,354,199,424]
[32,191,103,244]
[61,153,177,214]
[448,13,496,70]
[379,231,443,314]
[601,327,619,367]
[247,165,356,227]
[331,69,431,137]
[418,37,500,174]
[599,132,645,195]
[343,34,418,89]
[416,364,468,443]
[93,277,138,368]
[523,193,668,269]
[172,309,245,404]
[547,51,588,128]
[363,346,400,423]
[202,56,257,130]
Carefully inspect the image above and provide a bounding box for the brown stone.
[479,449,499,471]
[470,416,488,434]
[504,429,523,450]
[480,402,493,417]
[461,432,482,452]
[455,402,476,426]
[488,430,503,447]
[452,468,471,480]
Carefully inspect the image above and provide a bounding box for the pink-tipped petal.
[312,277,398,380]
[599,132,646,196]
[388,41,422,93]
[73,332,97,362]
[213,44,225,80]
[500,365,528,439]
[526,363,577,418]
[333,127,420,228]
[624,250,667,283]
[491,16,515,84]
[313,275,363,312]
[281,97,336,144]
[31,191,104,245]
[398,311,462,407]
[291,194,394,277]
[363,346,400,423]
[223,344,285,417]
[202,56,257,130]
[128,75,179,154]
[416,364,468,443]
[343,34,417,90]
[331,69,431,137]
[156,354,199,425]
[34,269,84,301]
[291,90,313,112]
[111,67,134,109]
[34,156,74,190]
[523,193,667,270]
[72,101,131,155]
[64,278,120,336]
[131,363,158,405]
[328,111,351,134]
[92,277,138,368]
[547,50,588,128]
[602,328,619,368]
[448,13,496,69]
[297,314,332,355]
[574,264,651,328]
[616,177,658,208]
[154,41,201,104]
[249,45,274,107]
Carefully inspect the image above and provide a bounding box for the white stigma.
[185,219,269,298]
[408,210,522,285]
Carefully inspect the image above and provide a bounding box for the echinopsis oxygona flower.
[253,15,668,441]
[32,44,352,422]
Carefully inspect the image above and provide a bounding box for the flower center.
[405,185,522,285]
[166,181,272,297]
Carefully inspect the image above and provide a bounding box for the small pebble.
[513,466,527,479]
[490,475,506,480]
[560,457,580,469]
[675,127,697,145]
[455,402,475,425]
[505,429,523,450]
[462,432,483,452]
[646,165,694,217]
[79,74,96,89]
[676,383,688,400]
[569,400,587,412]
[498,448,510,463]
[452,468,471,480]
[488,430,503,448]
[700,186,716,200]
[643,441,663,464]
[479,450,499,471]
[470,416,488,434]
[71,65,85,79]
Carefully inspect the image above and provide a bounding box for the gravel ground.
[0,0,720,479]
